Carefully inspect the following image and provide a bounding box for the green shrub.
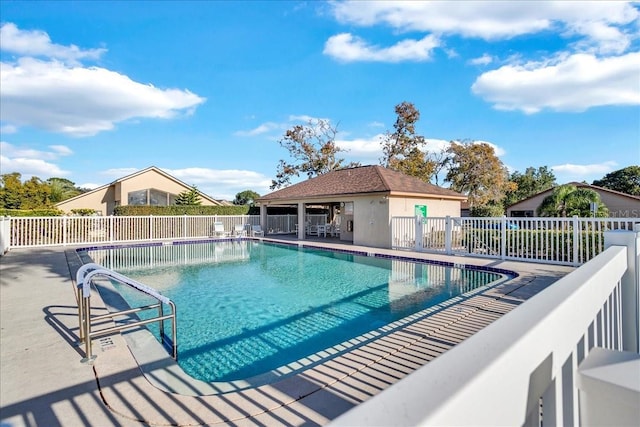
[113,205,250,216]
[0,208,64,217]
[70,208,98,216]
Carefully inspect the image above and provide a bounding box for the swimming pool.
[84,240,512,383]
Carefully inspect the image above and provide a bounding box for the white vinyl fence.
[392,216,640,266]
[0,214,332,250]
[3,215,261,248]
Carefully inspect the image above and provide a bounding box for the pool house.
[256,165,467,249]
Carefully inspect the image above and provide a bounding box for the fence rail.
[392,216,640,266]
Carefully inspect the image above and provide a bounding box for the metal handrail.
[75,263,177,363]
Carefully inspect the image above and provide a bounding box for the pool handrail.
[75,263,177,363]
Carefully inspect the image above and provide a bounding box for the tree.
[504,166,556,207]
[592,166,640,196]
[175,186,202,205]
[233,190,260,206]
[0,173,52,209]
[46,177,83,203]
[0,173,24,209]
[380,101,436,182]
[445,141,515,214]
[271,119,359,189]
[429,145,452,186]
[21,176,51,209]
[537,184,608,217]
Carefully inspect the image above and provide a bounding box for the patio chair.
[251,225,265,237]
[213,222,230,237]
[234,224,247,237]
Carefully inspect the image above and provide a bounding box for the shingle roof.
[258,165,465,201]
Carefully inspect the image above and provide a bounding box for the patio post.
[298,202,305,240]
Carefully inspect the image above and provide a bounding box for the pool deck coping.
[0,237,574,426]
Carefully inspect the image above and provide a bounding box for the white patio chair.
[234,224,247,237]
[213,222,230,237]
[251,225,265,237]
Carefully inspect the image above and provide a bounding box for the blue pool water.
[85,240,509,382]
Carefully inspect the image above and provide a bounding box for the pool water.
[86,240,507,382]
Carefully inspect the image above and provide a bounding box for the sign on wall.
[415,205,428,217]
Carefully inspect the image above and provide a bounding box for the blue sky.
[1,1,639,201]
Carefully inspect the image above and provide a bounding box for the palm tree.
[537,184,608,217]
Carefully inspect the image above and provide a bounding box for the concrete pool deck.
[0,239,574,426]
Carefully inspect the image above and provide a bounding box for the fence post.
[183,215,187,239]
[501,216,507,260]
[445,216,452,255]
[109,216,114,243]
[63,216,68,246]
[572,216,580,266]
[604,225,640,353]
[149,215,153,241]
[415,216,423,251]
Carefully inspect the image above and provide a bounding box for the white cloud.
[288,114,328,123]
[425,138,452,152]
[0,141,72,161]
[0,23,106,63]
[0,23,206,137]
[0,141,74,178]
[0,155,70,179]
[552,161,618,177]
[98,168,138,179]
[324,33,439,62]
[471,52,640,113]
[329,1,639,53]
[469,54,493,66]
[336,134,384,162]
[78,182,102,190]
[0,124,18,134]
[166,167,273,200]
[234,122,281,137]
[49,145,74,156]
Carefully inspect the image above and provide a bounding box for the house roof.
[507,181,640,209]
[258,165,466,202]
[56,166,222,206]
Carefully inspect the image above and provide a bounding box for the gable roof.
[56,166,221,206]
[507,181,640,209]
[258,165,465,202]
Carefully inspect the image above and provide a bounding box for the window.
[128,188,178,206]
[128,190,147,206]
[149,189,168,206]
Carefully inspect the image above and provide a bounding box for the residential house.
[506,182,640,218]
[56,166,222,215]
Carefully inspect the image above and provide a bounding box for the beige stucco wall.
[597,192,640,218]
[352,195,391,249]
[389,197,461,218]
[352,195,461,249]
[57,186,113,215]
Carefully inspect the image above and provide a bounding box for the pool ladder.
[75,263,177,363]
